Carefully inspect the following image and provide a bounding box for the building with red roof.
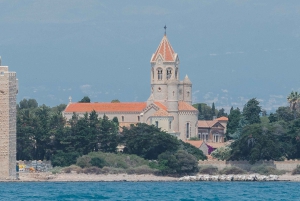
[63,32,199,140]
[197,117,228,143]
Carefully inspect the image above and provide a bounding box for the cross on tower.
[164,25,167,35]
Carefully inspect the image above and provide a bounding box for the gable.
[211,122,225,129]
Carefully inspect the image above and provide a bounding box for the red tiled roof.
[185,140,203,148]
[153,109,169,117]
[198,120,220,128]
[178,101,198,111]
[151,35,176,62]
[216,116,228,121]
[64,102,147,113]
[154,101,167,111]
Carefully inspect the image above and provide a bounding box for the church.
[63,33,200,141]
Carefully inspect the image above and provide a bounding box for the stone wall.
[18,160,52,172]
[199,160,300,171]
[0,65,18,179]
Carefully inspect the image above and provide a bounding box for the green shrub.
[51,166,62,174]
[179,141,207,160]
[82,166,101,174]
[250,164,285,175]
[87,152,149,169]
[90,157,106,168]
[219,166,246,175]
[51,151,80,167]
[61,165,82,173]
[76,155,91,168]
[211,146,232,161]
[291,165,300,175]
[198,165,218,175]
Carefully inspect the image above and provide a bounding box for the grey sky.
[1,0,300,112]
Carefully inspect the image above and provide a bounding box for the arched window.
[157,69,162,80]
[166,69,172,80]
[187,91,190,97]
[175,68,178,79]
[186,122,190,138]
[122,116,124,122]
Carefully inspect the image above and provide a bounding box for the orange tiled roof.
[154,101,167,111]
[64,102,147,113]
[178,101,198,111]
[151,35,176,62]
[185,140,203,148]
[198,120,221,128]
[153,109,169,117]
[216,116,228,121]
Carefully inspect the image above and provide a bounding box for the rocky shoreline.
[1,172,300,182]
[179,174,279,181]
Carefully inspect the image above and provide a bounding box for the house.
[197,117,228,143]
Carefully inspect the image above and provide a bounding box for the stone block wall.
[0,65,18,179]
[199,160,300,171]
[18,160,53,172]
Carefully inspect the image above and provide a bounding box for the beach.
[0,172,299,182]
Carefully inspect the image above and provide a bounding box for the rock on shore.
[178,174,279,181]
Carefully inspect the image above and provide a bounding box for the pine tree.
[211,102,216,118]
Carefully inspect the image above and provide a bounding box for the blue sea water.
[0,181,299,201]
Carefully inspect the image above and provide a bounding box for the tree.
[79,96,91,103]
[98,114,118,152]
[242,98,261,124]
[122,123,179,160]
[287,91,300,111]
[211,102,216,118]
[18,98,38,110]
[179,141,207,160]
[217,108,227,118]
[211,146,232,160]
[156,150,198,175]
[287,91,300,119]
[225,108,241,140]
[197,104,204,120]
[229,116,248,140]
[269,107,295,122]
[229,124,282,164]
[112,116,119,127]
[193,103,214,120]
[111,99,120,103]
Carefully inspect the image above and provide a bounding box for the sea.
[1,181,298,201]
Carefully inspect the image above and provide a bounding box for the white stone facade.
[0,59,18,179]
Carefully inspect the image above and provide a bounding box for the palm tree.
[287,91,300,118]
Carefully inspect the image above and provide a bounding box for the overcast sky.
[1,0,300,112]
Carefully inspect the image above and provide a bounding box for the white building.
[0,57,18,179]
[63,33,198,140]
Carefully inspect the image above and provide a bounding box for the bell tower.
[150,32,179,103]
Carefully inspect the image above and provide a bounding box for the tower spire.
[164,25,167,36]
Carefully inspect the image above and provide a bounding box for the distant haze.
[1,0,299,112]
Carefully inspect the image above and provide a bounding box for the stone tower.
[150,34,180,102]
[0,57,18,180]
[150,34,180,132]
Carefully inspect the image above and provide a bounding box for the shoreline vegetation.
[14,95,300,182]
